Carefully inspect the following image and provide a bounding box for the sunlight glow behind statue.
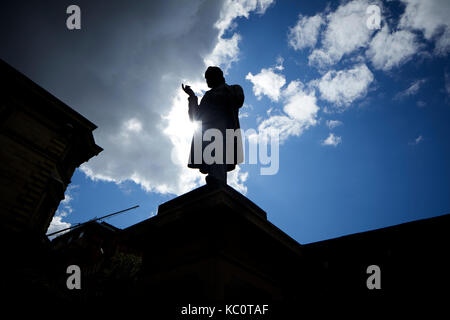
[182,66,244,185]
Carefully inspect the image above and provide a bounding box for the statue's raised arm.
[181,84,195,98]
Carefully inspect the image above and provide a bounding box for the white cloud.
[215,0,274,34]
[47,185,79,239]
[208,0,275,72]
[60,193,72,207]
[255,79,320,144]
[367,26,420,71]
[409,135,424,145]
[308,49,334,69]
[282,81,319,126]
[204,33,241,72]
[124,118,143,133]
[275,56,284,71]
[326,120,343,129]
[26,1,229,196]
[246,67,286,102]
[415,135,424,144]
[308,0,380,67]
[399,0,450,55]
[228,166,248,194]
[322,133,342,147]
[435,27,450,56]
[316,63,374,108]
[257,115,304,143]
[288,14,324,50]
[302,0,440,71]
[46,216,71,240]
[394,79,427,100]
[28,0,275,196]
[403,79,427,96]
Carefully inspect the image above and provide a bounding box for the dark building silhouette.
[50,221,143,302]
[302,212,450,298]
[52,221,121,276]
[49,184,450,308]
[0,59,102,241]
[0,59,102,308]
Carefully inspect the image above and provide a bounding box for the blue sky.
[1,0,449,243]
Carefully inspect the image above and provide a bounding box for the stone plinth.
[123,184,305,302]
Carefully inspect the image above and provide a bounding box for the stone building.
[0,59,102,241]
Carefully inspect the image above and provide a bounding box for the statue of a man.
[182,66,244,185]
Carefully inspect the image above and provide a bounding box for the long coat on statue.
[187,83,244,174]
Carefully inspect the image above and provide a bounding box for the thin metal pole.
[46,205,139,237]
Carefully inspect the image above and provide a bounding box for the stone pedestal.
[124,184,305,302]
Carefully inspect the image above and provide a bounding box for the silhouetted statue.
[182,66,244,185]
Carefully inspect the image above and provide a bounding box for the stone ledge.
[157,183,267,220]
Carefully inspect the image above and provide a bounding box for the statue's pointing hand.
[182,84,195,98]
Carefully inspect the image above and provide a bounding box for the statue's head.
[205,66,225,88]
